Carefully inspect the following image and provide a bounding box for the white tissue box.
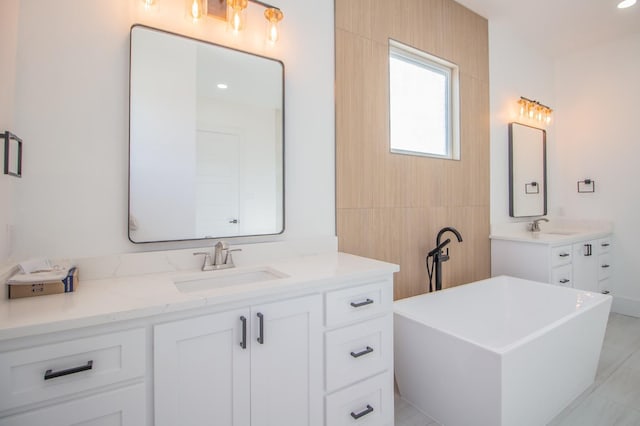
[8,267,79,299]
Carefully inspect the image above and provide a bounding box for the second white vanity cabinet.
[154,295,322,426]
[491,232,613,292]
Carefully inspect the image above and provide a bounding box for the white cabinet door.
[250,295,322,426]
[154,308,251,426]
[572,240,598,291]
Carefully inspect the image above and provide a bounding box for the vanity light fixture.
[142,0,284,43]
[617,0,637,9]
[518,96,552,125]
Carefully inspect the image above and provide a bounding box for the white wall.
[0,0,20,264]
[554,33,640,313]
[10,0,335,259]
[488,21,556,226]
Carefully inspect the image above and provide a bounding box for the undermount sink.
[539,230,580,236]
[174,267,288,293]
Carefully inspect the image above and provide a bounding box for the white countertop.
[489,229,612,245]
[0,252,399,342]
[490,219,612,246]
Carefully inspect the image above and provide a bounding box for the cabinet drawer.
[0,383,145,426]
[599,254,612,280]
[598,237,612,254]
[551,264,573,287]
[0,328,145,411]
[325,314,392,392]
[551,245,572,267]
[325,372,393,426]
[325,281,393,327]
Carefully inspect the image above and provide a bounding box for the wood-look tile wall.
[335,0,491,300]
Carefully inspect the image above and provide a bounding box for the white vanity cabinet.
[0,252,398,426]
[154,294,322,426]
[491,234,613,292]
[0,328,146,426]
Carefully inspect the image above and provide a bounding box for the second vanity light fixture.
[145,0,284,43]
[518,96,553,125]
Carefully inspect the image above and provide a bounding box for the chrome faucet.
[528,218,549,232]
[193,241,242,271]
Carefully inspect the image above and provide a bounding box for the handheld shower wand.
[426,227,463,292]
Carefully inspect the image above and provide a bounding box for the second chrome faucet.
[193,241,242,271]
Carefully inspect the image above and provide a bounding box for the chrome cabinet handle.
[559,253,570,257]
[44,360,93,381]
[559,279,570,284]
[350,346,374,358]
[601,243,610,247]
[602,264,611,268]
[257,312,264,344]
[351,405,374,420]
[240,316,247,349]
[350,299,374,308]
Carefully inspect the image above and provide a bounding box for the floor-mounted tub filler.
[394,275,612,426]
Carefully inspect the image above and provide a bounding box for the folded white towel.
[18,258,52,274]
[8,263,74,285]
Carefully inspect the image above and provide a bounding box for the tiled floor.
[395,313,640,426]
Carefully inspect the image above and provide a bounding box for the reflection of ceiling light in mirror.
[618,0,636,8]
[217,83,228,89]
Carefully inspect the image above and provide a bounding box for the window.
[389,40,460,160]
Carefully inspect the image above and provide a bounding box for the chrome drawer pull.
[44,360,93,381]
[350,346,374,358]
[350,404,374,420]
[559,253,570,257]
[602,264,611,268]
[350,299,374,308]
[559,279,570,284]
[601,243,610,247]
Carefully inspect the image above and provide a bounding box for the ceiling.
[455,0,640,58]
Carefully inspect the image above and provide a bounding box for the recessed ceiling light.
[617,0,636,9]
[217,83,228,89]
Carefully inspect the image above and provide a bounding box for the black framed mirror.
[509,122,547,217]
[128,25,285,243]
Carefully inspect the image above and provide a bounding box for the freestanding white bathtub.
[394,275,612,426]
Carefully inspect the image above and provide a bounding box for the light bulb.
[518,99,525,117]
[227,0,247,32]
[264,8,284,44]
[191,0,205,21]
[545,110,552,124]
[143,0,155,9]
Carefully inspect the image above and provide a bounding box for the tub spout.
[427,227,464,292]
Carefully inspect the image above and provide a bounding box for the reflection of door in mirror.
[195,131,240,238]
[509,122,547,217]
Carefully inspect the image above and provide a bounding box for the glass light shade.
[143,0,155,8]
[190,0,206,21]
[264,8,284,44]
[227,0,248,32]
